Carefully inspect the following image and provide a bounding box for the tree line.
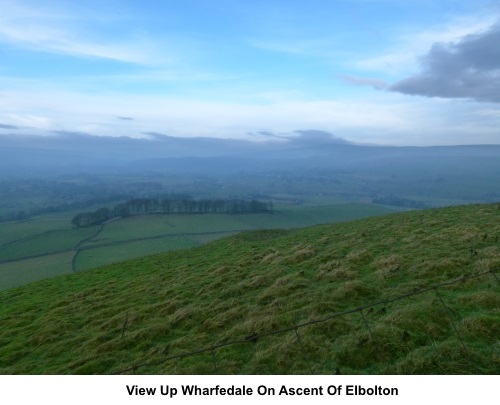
[71,197,274,227]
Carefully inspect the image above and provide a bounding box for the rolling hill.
[0,203,499,374]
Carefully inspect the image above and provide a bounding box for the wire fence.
[112,268,499,375]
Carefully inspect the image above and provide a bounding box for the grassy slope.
[0,203,396,289]
[0,227,97,262]
[0,217,72,244]
[0,204,499,374]
[0,251,74,289]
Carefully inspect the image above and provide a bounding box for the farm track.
[71,229,244,272]
[0,214,246,270]
[1,211,289,277]
[0,225,104,265]
[71,223,106,272]
[0,228,241,268]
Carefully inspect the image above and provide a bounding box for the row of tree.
[71,197,274,227]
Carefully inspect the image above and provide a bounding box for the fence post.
[211,348,218,374]
[121,311,129,339]
[294,327,314,374]
[433,287,480,374]
[489,268,500,284]
[359,308,374,340]
[110,271,495,375]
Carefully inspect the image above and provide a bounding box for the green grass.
[258,203,401,228]
[0,202,396,290]
[0,216,73,245]
[83,203,397,247]
[0,203,499,374]
[75,235,199,271]
[0,251,74,290]
[187,231,238,244]
[0,227,97,262]
[82,213,254,248]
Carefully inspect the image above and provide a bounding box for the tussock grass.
[345,248,372,264]
[457,291,500,308]
[459,314,500,344]
[261,250,282,264]
[0,203,499,374]
[279,244,317,264]
[373,254,402,279]
[317,262,358,282]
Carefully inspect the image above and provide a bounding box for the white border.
[1,375,496,405]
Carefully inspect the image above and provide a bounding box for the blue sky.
[0,0,499,145]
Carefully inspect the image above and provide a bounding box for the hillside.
[0,203,396,290]
[0,203,499,374]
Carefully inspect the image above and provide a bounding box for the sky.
[0,0,499,146]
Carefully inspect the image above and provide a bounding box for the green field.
[0,251,74,290]
[0,216,73,245]
[0,202,398,290]
[0,203,498,374]
[75,235,200,271]
[82,213,253,246]
[0,226,98,262]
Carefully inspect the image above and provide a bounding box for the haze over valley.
[0,0,499,378]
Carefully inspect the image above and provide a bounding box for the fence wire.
[112,268,499,375]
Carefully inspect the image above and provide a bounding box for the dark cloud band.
[0,123,21,129]
[389,23,500,103]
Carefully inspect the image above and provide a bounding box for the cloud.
[249,37,339,58]
[246,129,352,145]
[340,75,388,90]
[291,130,350,145]
[50,130,98,138]
[389,23,500,103]
[141,132,170,140]
[0,123,20,129]
[256,130,277,137]
[117,116,134,121]
[2,113,52,129]
[2,80,498,145]
[355,14,498,75]
[0,1,172,66]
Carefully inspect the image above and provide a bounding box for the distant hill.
[2,132,500,175]
[0,203,499,374]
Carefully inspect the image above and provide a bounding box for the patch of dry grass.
[1,203,499,374]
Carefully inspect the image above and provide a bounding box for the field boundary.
[78,230,241,251]
[71,223,107,272]
[0,223,242,273]
[0,226,102,264]
[0,229,63,249]
[112,268,499,375]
